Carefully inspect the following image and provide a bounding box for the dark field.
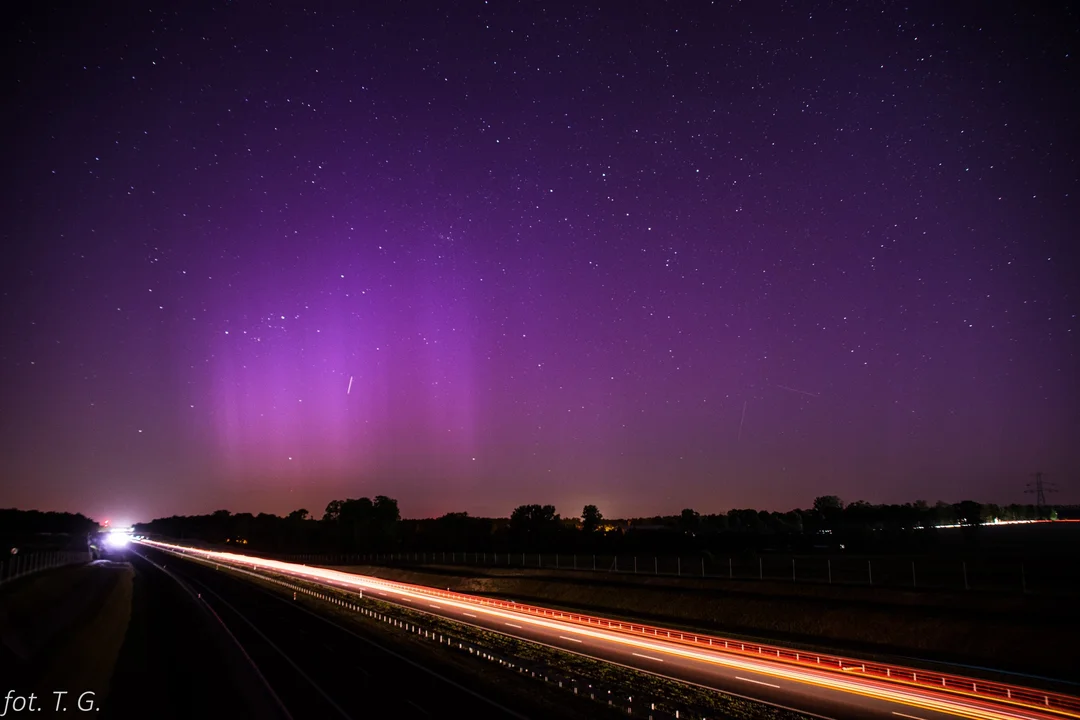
[285,522,1080,595]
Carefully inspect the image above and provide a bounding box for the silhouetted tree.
[812,495,844,530]
[581,505,603,533]
[678,508,700,534]
[323,500,343,523]
[419,512,494,550]
[701,513,728,532]
[727,508,766,533]
[372,495,401,546]
[933,500,957,526]
[813,495,844,512]
[373,496,400,523]
[954,500,983,526]
[509,504,560,548]
[779,510,805,533]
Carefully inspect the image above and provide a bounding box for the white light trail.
[633,652,665,662]
[738,676,781,689]
[347,376,354,394]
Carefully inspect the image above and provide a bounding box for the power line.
[1024,471,1059,515]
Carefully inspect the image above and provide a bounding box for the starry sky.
[3,1,1077,525]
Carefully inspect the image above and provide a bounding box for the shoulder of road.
[1,561,133,708]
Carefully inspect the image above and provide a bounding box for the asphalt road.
[129,546,566,720]
[143,541,1074,720]
[104,550,290,720]
[347,583,955,720]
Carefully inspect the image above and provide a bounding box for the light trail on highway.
[140,540,1078,720]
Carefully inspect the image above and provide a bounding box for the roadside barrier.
[0,551,91,586]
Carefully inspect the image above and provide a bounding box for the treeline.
[133,496,1075,556]
[137,496,403,554]
[1,508,101,553]
[0,508,99,536]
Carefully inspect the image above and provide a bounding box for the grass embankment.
[332,563,1078,681]
[0,562,134,708]
[203,559,812,720]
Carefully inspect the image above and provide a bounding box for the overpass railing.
[0,551,92,586]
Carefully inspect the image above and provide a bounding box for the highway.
[128,545,595,720]
[104,551,291,720]
[141,540,1079,720]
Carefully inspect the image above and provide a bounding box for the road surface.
[130,546,603,720]
[142,540,1079,720]
[104,550,291,719]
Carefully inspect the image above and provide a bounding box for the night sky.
[3,1,1077,525]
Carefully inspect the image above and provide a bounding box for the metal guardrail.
[0,551,91,586]
[379,582,1080,717]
